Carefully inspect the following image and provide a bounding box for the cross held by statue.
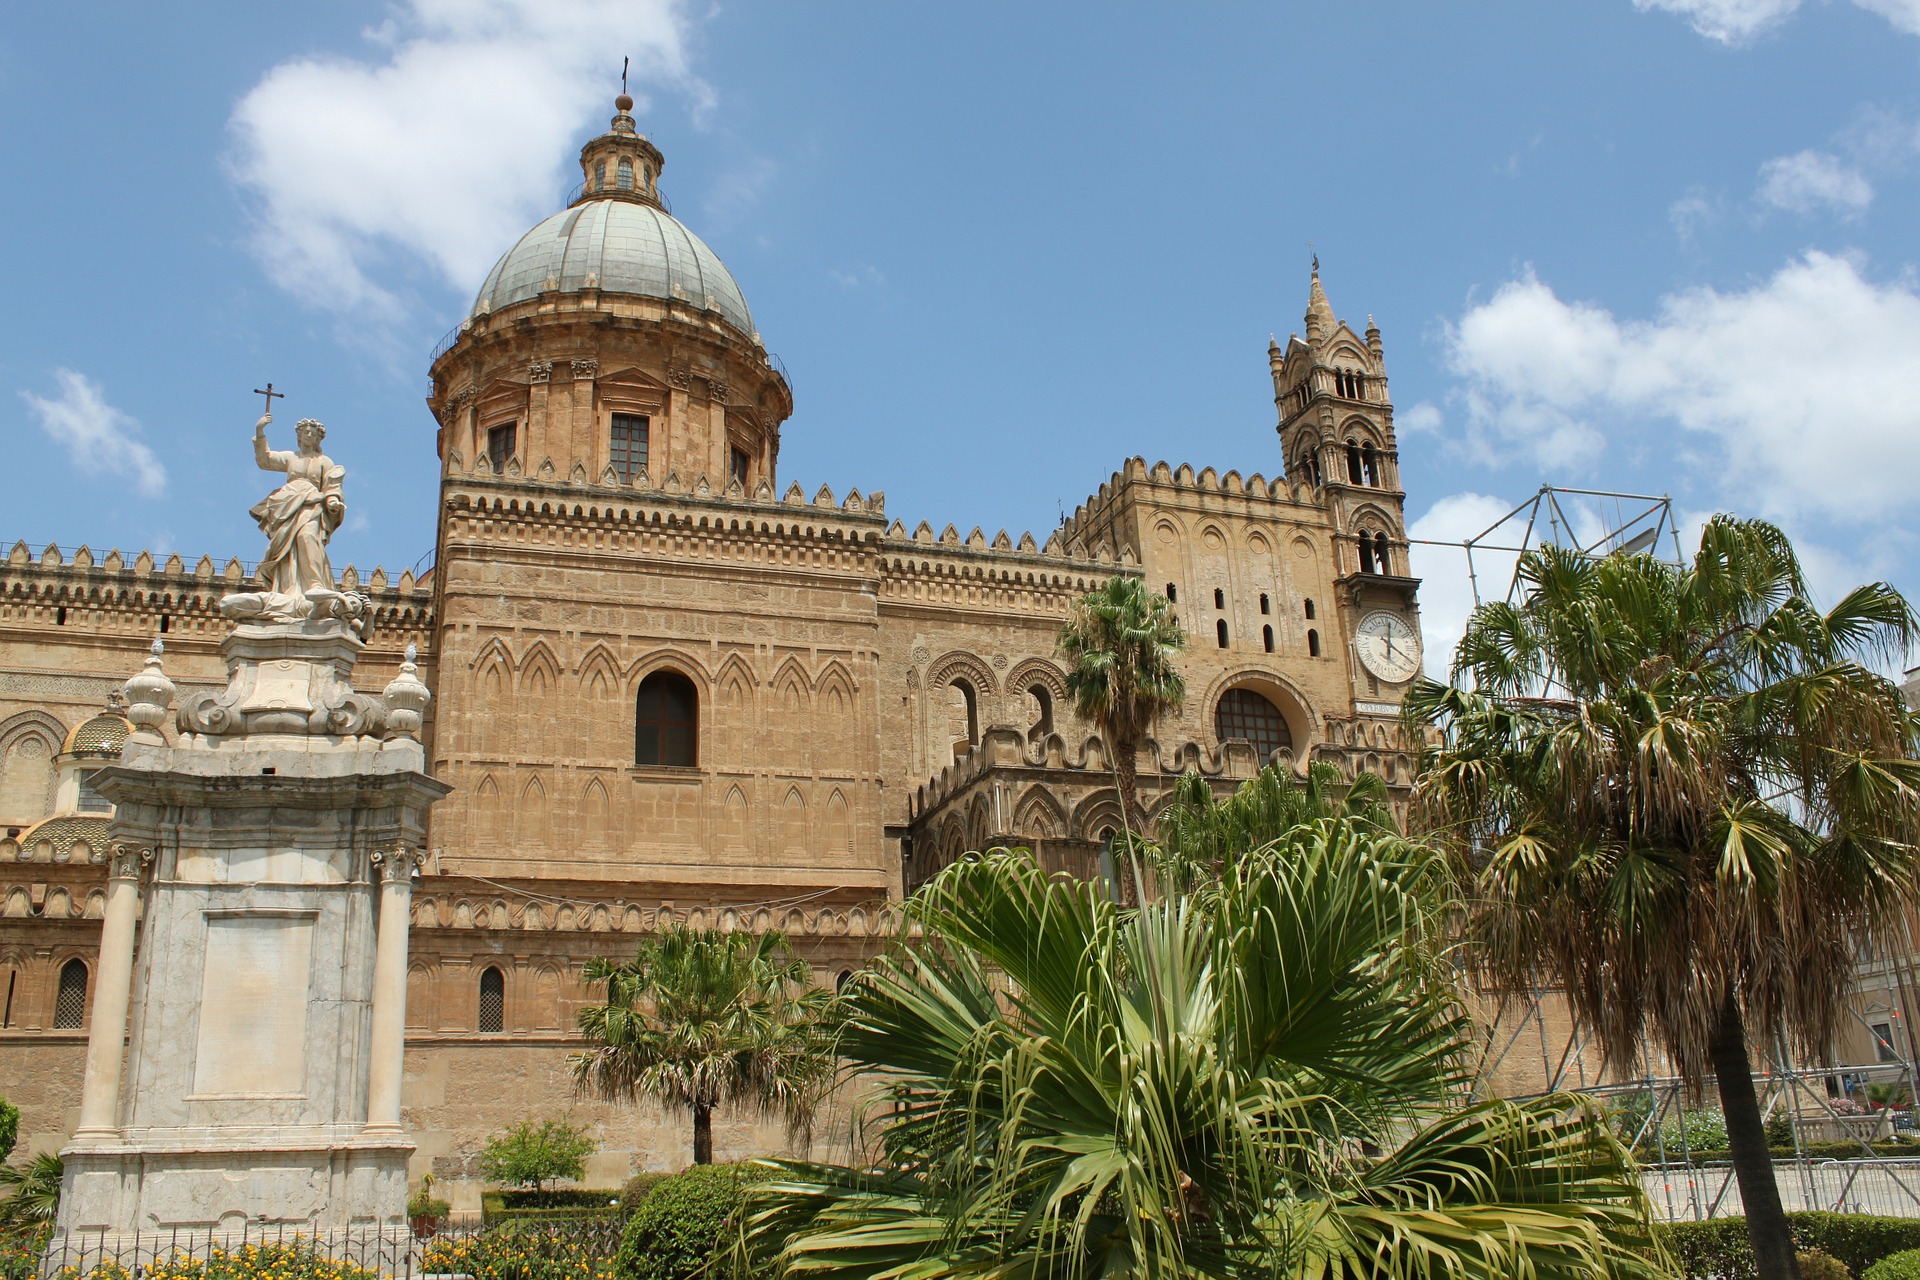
[254,383,284,415]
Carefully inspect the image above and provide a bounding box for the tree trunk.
[1711,992,1799,1280]
[692,1102,713,1165]
[1114,741,1141,906]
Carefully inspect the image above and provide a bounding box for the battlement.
[1059,457,1323,546]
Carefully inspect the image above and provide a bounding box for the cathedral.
[0,96,1444,1198]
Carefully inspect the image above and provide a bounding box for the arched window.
[1215,689,1292,759]
[1346,441,1364,484]
[1262,625,1275,653]
[616,157,635,190]
[1213,587,1225,609]
[952,680,980,751]
[478,966,504,1034]
[1216,620,1229,648]
[1026,685,1054,737]
[636,671,698,767]
[836,970,853,993]
[1308,629,1321,658]
[1165,583,1177,603]
[1373,532,1392,575]
[53,958,87,1028]
[1358,536,1376,575]
[1304,598,1315,620]
[593,161,606,192]
[1362,444,1380,487]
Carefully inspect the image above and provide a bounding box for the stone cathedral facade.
[0,98,1451,1198]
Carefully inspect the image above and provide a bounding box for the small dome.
[63,712,131,757]
[471,201,755,338]
[15,813,110,863]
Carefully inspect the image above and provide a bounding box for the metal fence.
[33,1211,626,1278]
[1640,1158,1920,1222]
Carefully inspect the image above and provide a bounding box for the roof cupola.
[574,93,666,208]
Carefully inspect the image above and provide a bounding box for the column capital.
[105,843,154,882]
[371,845,424,886]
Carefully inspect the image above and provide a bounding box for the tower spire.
[1305,259,1335,346]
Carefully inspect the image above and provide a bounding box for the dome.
[470,200,756,339]
[15,813,110,862]
[62,712,131,757]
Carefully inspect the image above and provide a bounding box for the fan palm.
[745,828,1660,1280]
[1058,575,1187,834]
[572,926,837,1165]
[1407,515,1920,1280]
[0,1151,62,1232]
[1151,759,1395,895]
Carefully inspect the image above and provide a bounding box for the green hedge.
[1648,1141,1920,1163]
[480,1191,623,1223]
[1865,1247,1920,1279]
[1659,1212,1920,1277]
[615,1164,746,1280]
[500,1188,622,1210]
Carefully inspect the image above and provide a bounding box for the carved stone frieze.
[570,358,599,379]
[529,360,554,384]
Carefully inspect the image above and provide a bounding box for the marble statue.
[220,413,360,623]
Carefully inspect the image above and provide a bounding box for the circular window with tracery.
[1214,688,1292,759]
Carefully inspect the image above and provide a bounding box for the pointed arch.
[721,784,751,853]
[1013,787,1067,840]
[473,773,503,847]
[581,776,611,841]
[518,774,550,845]
[824,788,852,854]
[781,786,808,854]
[519,641,560,697]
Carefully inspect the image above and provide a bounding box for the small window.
[1359,536,1377,575]
[1213,588,1225,609]
[56,606,67,626]
[3,969,15,1029]
[53,958,87,1029]
[729,446,750,490]
[1262,625,1274,653]
[593,161,606,192]
[1362,444,1380,487]
[1259,594,1270,615]
[610,413,649,483]
[77,771,107,813]
[836,970,853,993]
[1372,532,1392,575]
[487,423,517,473]
[1165,584,1177,603]
[636,671,699,767]
[159,614,170,633]
[1304,598,1316,620]
[1346,441,1364,485]
[1308,629,1321,658]
[616,157,635,190]
[1216,620,1229,648]
[1215,688,1292,758]
[478,967,504,1034]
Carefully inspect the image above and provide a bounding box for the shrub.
[1800,1250,1854,1280]
[500,1188,621,1210]
[619,1173,668,1213]
[615,1164,745,1280]
[49,1242,385,1280]
[0,1100,17,1164]
[1866,1248,1920,1280]
[0,1227,48,1280]
[481,1118,598,1192]
[1657,1213,1920,1278]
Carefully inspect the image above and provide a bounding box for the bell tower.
[1269,264,1423,698]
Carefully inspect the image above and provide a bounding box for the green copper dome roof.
[471,200,756,339]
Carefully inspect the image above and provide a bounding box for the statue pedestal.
[52,620,445,1243]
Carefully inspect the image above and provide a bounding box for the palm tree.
[745,831,1661,1280]
[572,926,837,1165]
[1407,515,1920,1280]
[1057,574,1186,834]
[1152,758,1395,894]
[0,1151,62,1233]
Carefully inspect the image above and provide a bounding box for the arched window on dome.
[478,966,504,1034]
[53,958,88,1029]
[1215,688,1292,760]
[616,157,635,190]
[636,671,698,768]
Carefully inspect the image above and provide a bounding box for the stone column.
[73,844,147,1139]
[363,846,417,1133]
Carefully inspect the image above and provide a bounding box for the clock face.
[1355,611,1423,684]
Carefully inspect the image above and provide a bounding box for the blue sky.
[4,0,1917,670]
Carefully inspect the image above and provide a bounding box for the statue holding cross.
[219,385,361,626]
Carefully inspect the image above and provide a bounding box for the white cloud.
[1398,401,1443,434]
[228,0,706,317]
[1445,253,1920,526]
[1635,0,1920,39]
[1756,150,1873,216]
[20,370,167,498]
[1669,188,1720,243]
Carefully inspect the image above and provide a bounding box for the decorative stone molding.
[571,358,598,378]
[371,844,425,884]
[665,363,692,390]
[123,640,176,744]
[177,622,384,738]
[528,360,554,384]
[106,843,154,881]
[708,380,729,404]
[381,643,431,745]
